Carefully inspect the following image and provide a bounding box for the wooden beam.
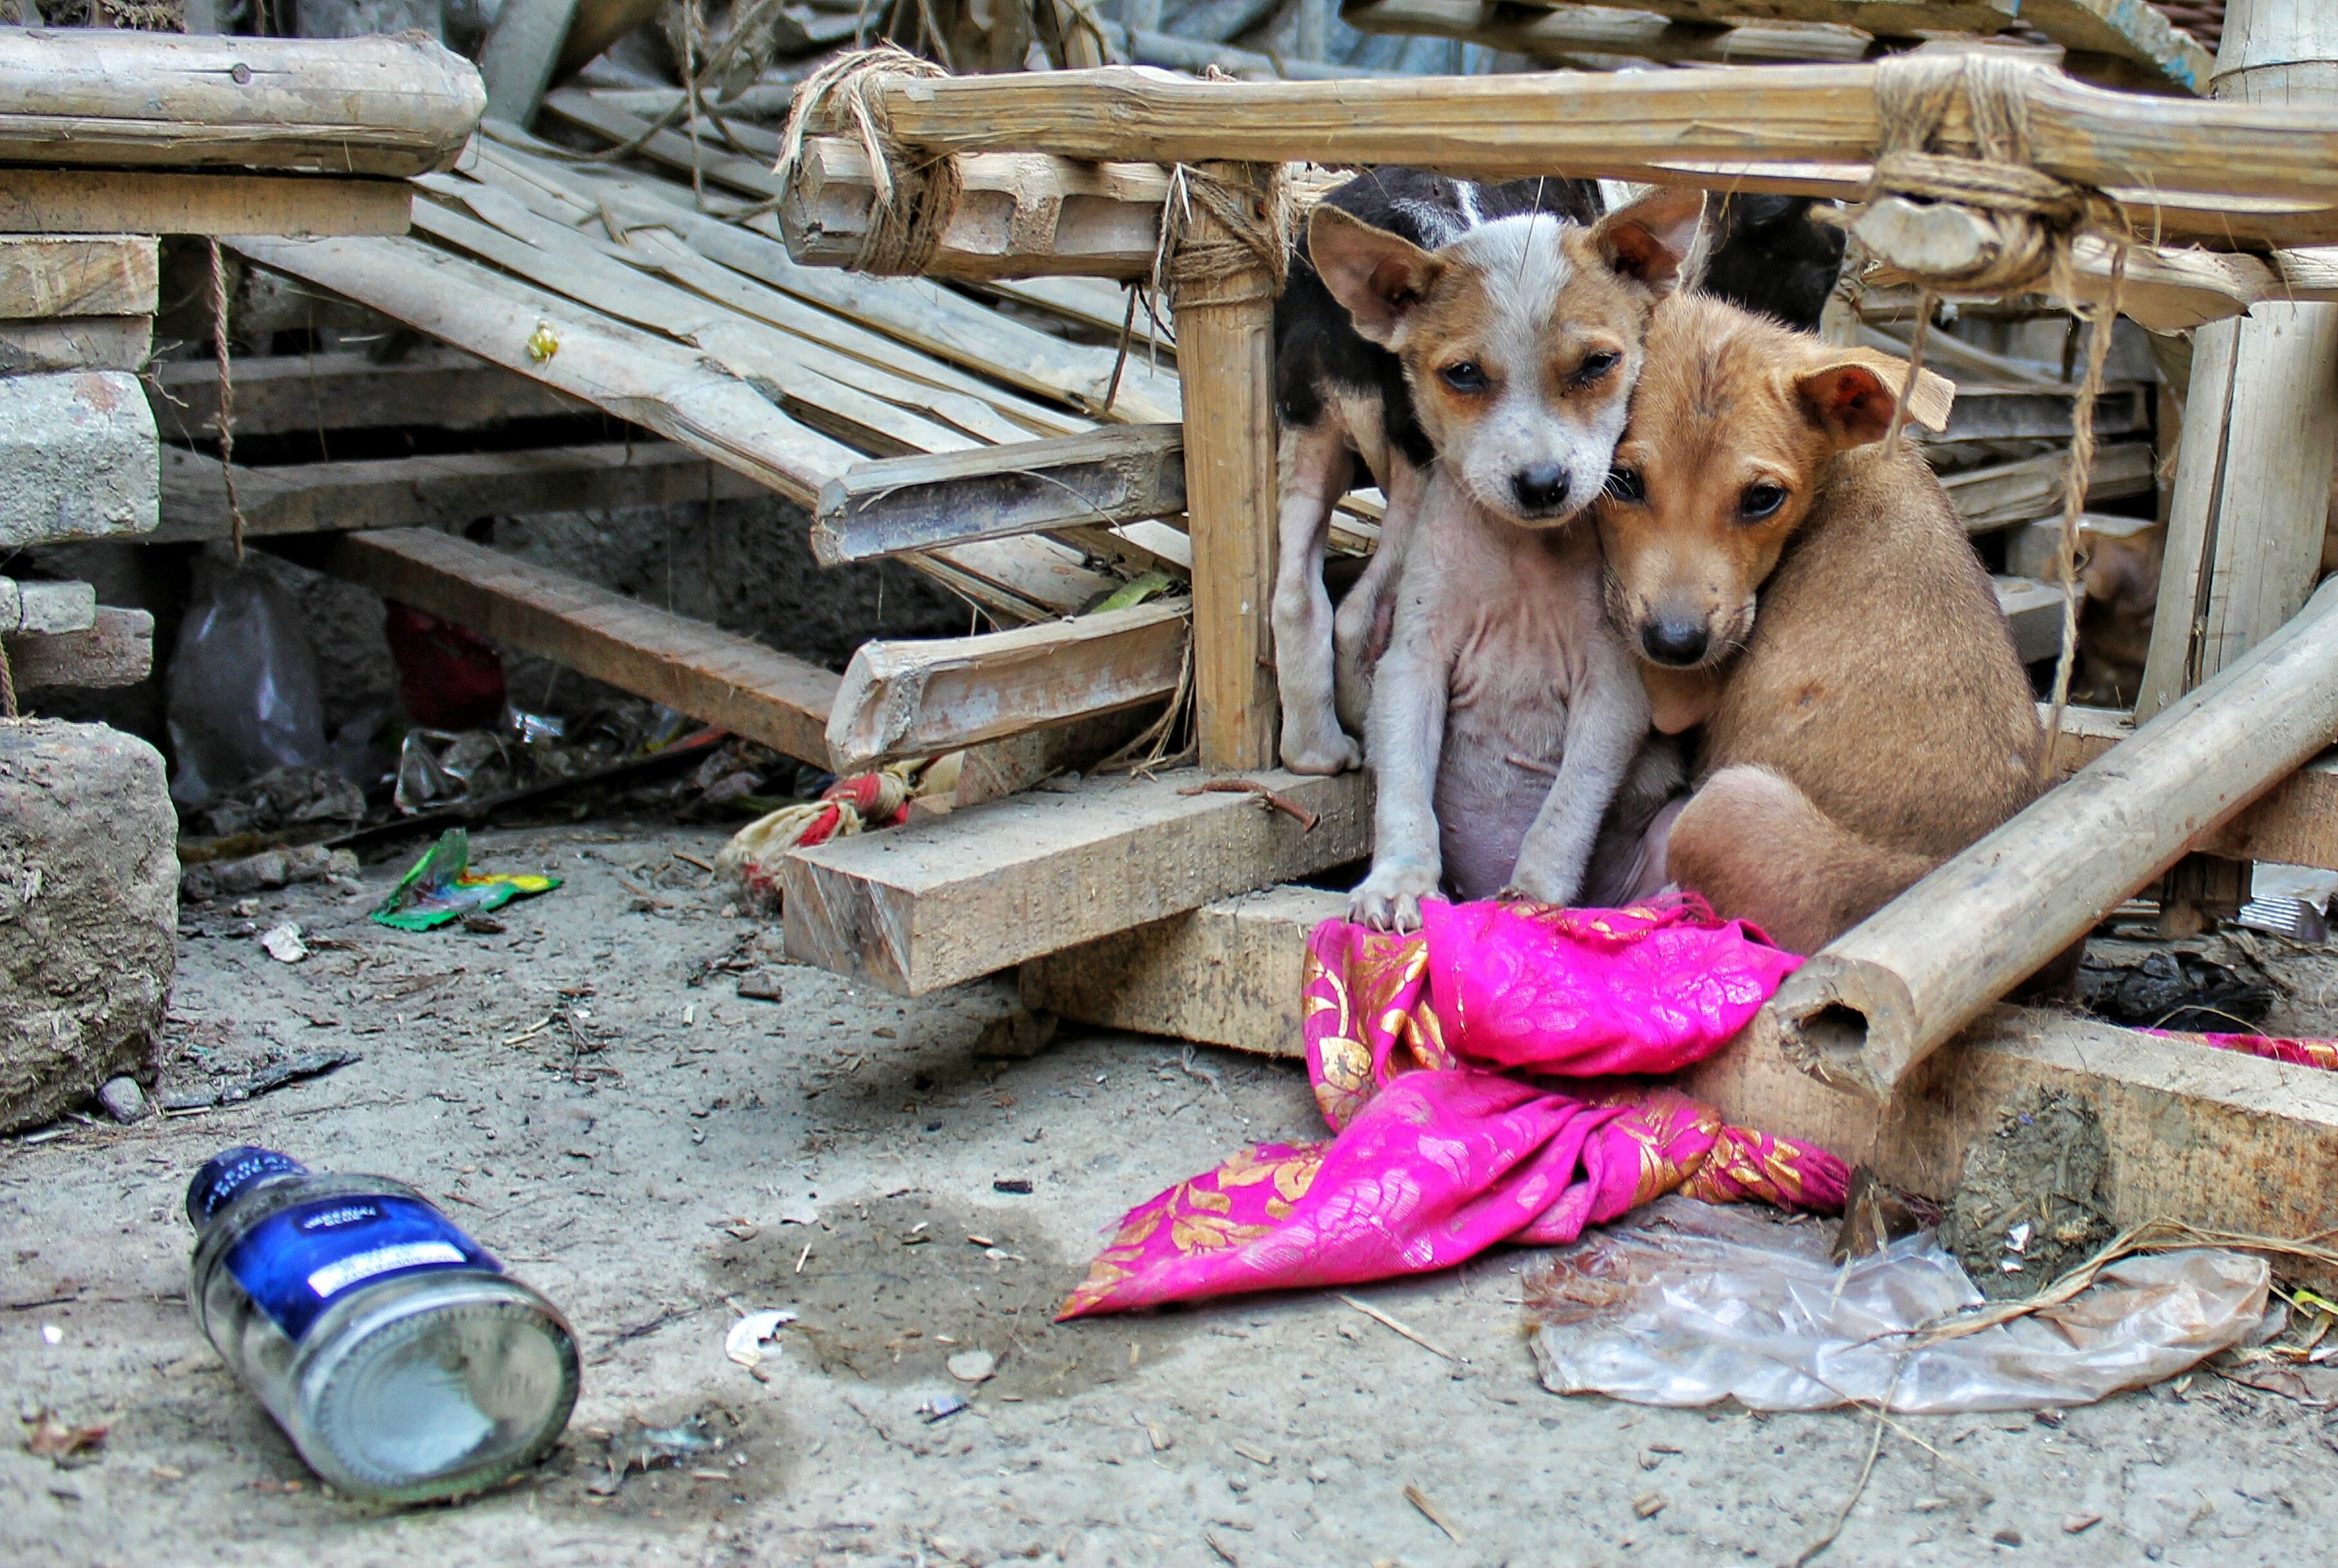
[1769,575,2338,1102]
[780,135,1170,282]
[829,58,2338,244]
[2019,0,2217,95]
[1176,163,1280,772]
[812,425,1185,565]
[6,607,154,692]
[310,528,836,763]
[147,347,584,441]
[0,317,151,375]
[478,0,583,126]
[152,440,764,545]
[0,236,156,319]
[1032,882,2338,1247]
[1942,441,2155,533]
[1338,0,1881,68]
[0,169,413,239]
[826,599,1189,773]
[0,28,485,178]
[781,767,1370,995]
[230,234,855,507]
[1934,380,2151,448]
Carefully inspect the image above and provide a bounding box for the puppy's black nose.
[1510,463,1573,514]
[1641,619,1710,666]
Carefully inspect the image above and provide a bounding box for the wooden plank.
[1338,0,1882,68]
[1934,380,2151,447]
[478,0,584,126]
[1177,163,1280,772]
[2019,0,2217,95]
[6,607,154,692]
[312,528,836,763]
[1023,882,1341,1055]
[0,28,484,177]
[229,234,856,506]
[0,169,414,239]
[1943,441,2155,533]
[1029,885,2338,1247]
[556,0,667,79]
[0,236,156,319]
[152,440,764,545]
[780,135,1170,282]
[0,317,151,375]
[836,59,2338,240]
[147,347,585,441]
[780,767,1370,995]
[827,600,1190,773]
[812,425,1185,565]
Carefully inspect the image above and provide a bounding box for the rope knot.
[774,44,964,276]
[1860,51,2112,295]
[1155,162,1295,310]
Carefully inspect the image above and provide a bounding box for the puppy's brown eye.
[1576,350,1621,383]
[1604,467,1645,503]
[1740,483,1786,520]
[1440,361,1488,393]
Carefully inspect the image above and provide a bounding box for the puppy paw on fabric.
[1349,861,1439,931]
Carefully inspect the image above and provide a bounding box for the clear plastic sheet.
[1526,1197,2267,1414]
[165,565,328,808]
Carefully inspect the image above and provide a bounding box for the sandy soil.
[7,819,2338,1567]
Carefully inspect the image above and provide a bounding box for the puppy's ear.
[1592,185,1706,290]
[1793,349,1957,449]
[1308,205,1444,347]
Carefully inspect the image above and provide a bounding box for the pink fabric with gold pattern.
[1060,896,1846,1319]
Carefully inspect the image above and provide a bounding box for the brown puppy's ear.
[1307,205,1444,348]
[1592,185,1706,290]
[1793,349,1957,449]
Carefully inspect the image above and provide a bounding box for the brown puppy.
[1595,292,2044,953]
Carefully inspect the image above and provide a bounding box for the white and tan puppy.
[1309,189,1705,929]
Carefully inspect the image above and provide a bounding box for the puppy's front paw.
[1349,860,1438,932]
[1498,867,1580,908]
[1280,726,1363,776]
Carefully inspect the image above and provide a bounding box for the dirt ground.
[9,819,2338,1567]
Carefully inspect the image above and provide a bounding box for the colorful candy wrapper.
[369,827,559,931]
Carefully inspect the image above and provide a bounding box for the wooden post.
[478,0,585,127]
[1174,162,1280,771]
[2135,0,2338,937]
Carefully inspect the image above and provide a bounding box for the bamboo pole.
[0,30,484,178]
[1766,576,2338,1104]
[1174,163,1280,771]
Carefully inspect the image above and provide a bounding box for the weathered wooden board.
[153,440,764,545]
[0,28,483,177]
[0,170,414,239]
[781,767,1371,995]
[1943,442,2155,533]
[0,317,151,375]
[812,425,1185,565]
[826,600,1189,773]
[0,236,156,319]
[149,347,585,442]
[311,527,836,763]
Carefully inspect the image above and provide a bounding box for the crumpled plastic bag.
[1526,1196,2267,1414]
[369,827,559,931]
[166,564,328,808]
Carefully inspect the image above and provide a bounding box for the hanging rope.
[773,44,963,275]
[207,239,248,563]
[2039,243,2131,784]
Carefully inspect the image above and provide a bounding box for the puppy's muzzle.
[1640,617,1710,667]
[1510,462,1573,517]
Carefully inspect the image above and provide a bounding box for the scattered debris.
[919,1394,968,1423]
[1336,1292,1464,1364]
[591,1414,723,1495]
[2062,1513,2102,1535]
[161,1050,362,1112]
[2239,895,2328,944]
[370,827,560,931]
[180,842,360,903]
[1632,1491,1667,1520]
[2079,946,2277,1032]
[21,1410,106,1464]
[1175,778,1318,832]
[725,1309,796,1369]
[993,1179,1033,1195]
[1831,1166,1943,1262]
[258,922,308,964]
[736,972,786,1002]
[974,1009,1057,1059]
[1941,1088,2116,1300]
[460,912,506,935]
[946,1349,996,1383]
[1229,1441,1275,1467]
[1405,1482,1464,1542]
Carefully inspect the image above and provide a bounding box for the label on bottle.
[224,1195,501,1341]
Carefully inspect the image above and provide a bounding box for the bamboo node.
[774,44,964,277]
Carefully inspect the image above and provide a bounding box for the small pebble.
[96,1076,147,1124]
[1993,1527,2023,1547]
[947,1350,996,1383]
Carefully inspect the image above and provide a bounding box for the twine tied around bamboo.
[1152,161,1295,312]
[774,44,963,276]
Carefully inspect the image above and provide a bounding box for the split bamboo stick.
[1766,575,2338,1103]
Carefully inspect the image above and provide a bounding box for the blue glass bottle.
[185,1146,579,1502]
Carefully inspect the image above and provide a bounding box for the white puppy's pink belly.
[1433,703,1569,901]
